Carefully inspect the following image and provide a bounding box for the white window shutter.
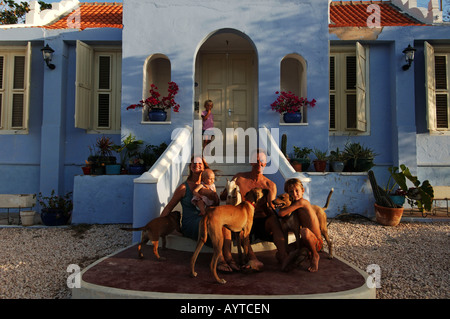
[356,42,367,132]
[75,41,93,129]
[22,42,31,131]
[424,41,437,131]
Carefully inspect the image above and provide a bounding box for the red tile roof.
[330,1,426,27]
[44,2,122,30]
[42,1,425,30]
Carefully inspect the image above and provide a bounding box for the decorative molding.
[25,0,80,26]
[391,0,443,24]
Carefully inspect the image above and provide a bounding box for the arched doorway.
[195,29,258,161]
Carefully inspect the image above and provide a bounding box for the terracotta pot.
[374,203,404,226]
[291,158,310,171]
[313,160,327,172]
[81,166,91,175]
[292,162,302,172]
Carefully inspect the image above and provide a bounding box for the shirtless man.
[277,178,322,272]
[220,149,288,271]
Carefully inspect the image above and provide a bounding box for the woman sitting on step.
[160,156,238,272]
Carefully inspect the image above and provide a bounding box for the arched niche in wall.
[280,53,308,123]
[142,54,171,121]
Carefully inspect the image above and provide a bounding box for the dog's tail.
[120,226,145,232]
[323,188,334,211]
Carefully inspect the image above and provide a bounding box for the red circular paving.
[81,244,367,297]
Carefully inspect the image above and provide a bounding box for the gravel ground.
[0,219,449,299]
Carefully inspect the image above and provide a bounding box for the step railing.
[131,125,192,241]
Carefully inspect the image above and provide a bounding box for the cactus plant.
[368,170,396,208]
[281,134,287,158]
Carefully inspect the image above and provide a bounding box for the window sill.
[87,129,121,135]
[279,122,308,126]
[428,130,450,136]
[0,129,28,135]
[141,121,172,125]
[305,172,368,176]
[329,131,369,136]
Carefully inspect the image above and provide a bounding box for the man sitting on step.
[220,148,288,272]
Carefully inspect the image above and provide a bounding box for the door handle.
[228,108,232,117]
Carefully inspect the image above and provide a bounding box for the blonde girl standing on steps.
[201,100,214,148]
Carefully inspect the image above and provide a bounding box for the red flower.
[270,91,316,114]
[127,81,181,112]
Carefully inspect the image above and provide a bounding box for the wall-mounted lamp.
[402,44,416,71]
[41,44,55,70]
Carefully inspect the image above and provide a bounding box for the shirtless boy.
[277,178,322,272]
[220,149,288,271]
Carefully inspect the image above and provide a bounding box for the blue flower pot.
[128,164,146,175]
[40,208,71,226]
[389,195,405,207]
[106,164,121,175]
[283,112,302,123]
[148,109,167,121]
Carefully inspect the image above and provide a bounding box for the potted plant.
[312,148,328,172]
[81,160,91,175]
[329,147,346,172]
[127,81,180,121]
[369,166,434,226]
[140,142,168,170]
[388,165,434,213]
[112,134,144,174]
[343,142,377,172]
[270,91,316,123]
[35,190,73,226]
[87,136,117,175]
[368,170,404,226]
[384,167,406,206]
[128,157,146,175]
[290,146,312,172]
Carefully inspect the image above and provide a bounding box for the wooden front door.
[201,53,254,161]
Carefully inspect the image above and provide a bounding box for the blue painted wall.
[0,1,449,224]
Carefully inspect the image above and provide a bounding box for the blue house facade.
[0,0,449,225]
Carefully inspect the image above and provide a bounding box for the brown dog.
[272,189,334,262]
[190,188,267,284]
[121,210,181,260]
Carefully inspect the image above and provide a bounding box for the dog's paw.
[218,278,227,284]
[190,271,198,278]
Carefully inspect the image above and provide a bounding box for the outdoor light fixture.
[402,44,416,71]
[41,44,55,70]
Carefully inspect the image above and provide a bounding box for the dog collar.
[245,200,255,207]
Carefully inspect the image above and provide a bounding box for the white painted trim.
[134,125,192,184]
